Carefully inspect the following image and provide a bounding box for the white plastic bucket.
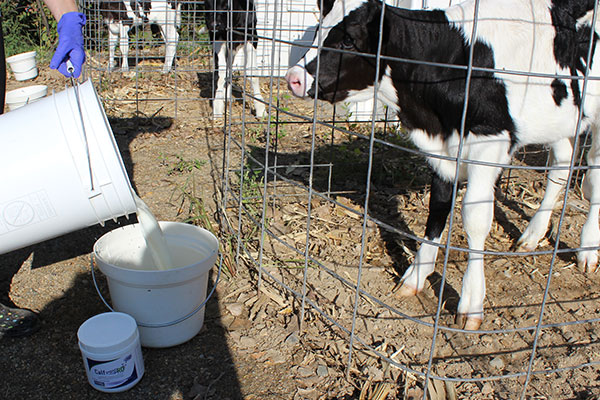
[0,79,136,254]
[93,221,219,348]
[78,312,144,392]
[5,85,48,111]
[6,51,38,81]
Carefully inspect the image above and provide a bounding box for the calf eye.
[341,35,354,49]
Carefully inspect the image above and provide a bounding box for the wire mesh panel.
[220,0,600,398]
[78,0,600,397]
[80,0,213,121]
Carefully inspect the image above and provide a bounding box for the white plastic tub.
[6,50,38,81]
[78,312,145,392]
[5,85,48,111]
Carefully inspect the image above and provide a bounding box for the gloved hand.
[50,12,86,78]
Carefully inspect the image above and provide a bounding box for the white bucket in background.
[78,312,144,392]
[94,222,219,348]
[6,51,38,81]
[5,85,48,111]
[0,79,137,255]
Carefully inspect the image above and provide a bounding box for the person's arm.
[44,0,86,78]
[42,0,78,22]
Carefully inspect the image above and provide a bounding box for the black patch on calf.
[551,79,568,105]
[551,0,598,108]
[424,173,453,240]
[203,0,258,48]
[100,1,135,24]
[317,0,336,18]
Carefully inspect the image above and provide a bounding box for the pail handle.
[67,61,95,192]
[89,253,222,328]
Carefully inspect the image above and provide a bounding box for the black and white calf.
[286,0,600,329]
[203,0,266,118]
[100,0,181,73]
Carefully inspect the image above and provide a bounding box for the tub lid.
[78,312,139,354]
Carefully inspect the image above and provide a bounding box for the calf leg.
[118,23,130,72]
[456,166,500,330]
[397,173,453,296]
[518,138,574,251]
[578,125,600,272]
[107,22,119,70]
[212,42,228,118]
[158,22,179,73]
[245,43,266,118]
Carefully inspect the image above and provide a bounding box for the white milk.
[134,194,174,270]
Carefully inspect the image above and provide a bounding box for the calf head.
[285,0,389,103]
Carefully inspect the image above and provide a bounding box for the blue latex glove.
[50,12,86,78]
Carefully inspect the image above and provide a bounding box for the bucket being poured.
[0,79,136,254]
[93,222,219,348]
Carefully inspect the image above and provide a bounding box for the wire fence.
[81,0,600,398]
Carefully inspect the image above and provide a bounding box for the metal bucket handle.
[89,251,222,329]
[67,61,94,192]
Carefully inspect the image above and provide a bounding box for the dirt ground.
[1,58,600,400]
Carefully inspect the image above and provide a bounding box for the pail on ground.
[78,312,144,392]
[6,51,38,81]
[5,85,48,111]
[0,79,136,254]
[93,221,219,348]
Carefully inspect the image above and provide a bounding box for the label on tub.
[86,353,140,389]
[0,190,56,235]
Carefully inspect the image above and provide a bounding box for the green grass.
[1,1,57,58]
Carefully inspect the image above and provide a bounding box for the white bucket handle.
[89,253,222,328]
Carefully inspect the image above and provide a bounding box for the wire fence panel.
[81,0,600,398]
[220,0,600,398]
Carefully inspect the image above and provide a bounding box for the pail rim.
[6,85,48,101]
[6,50,36,62]
[93,221,219,286]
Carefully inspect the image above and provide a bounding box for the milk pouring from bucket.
[0,76,137,254]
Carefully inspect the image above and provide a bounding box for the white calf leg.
[578,126,600,272]
[119,24,130,72]
[457,135,509,330]
[159,22,179,73]
[398,237,442,296]
[518,138,574,250]
[398,174,453,297]
[457,164,503,330]
[213,42,228,118]
[107,23,119,70]
[245,43,266,118]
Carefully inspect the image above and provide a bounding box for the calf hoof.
[515,238,537,253]
[577,253,598,273]
[255,107,267,119]
[455,313,482,331]
[395,283,418,298]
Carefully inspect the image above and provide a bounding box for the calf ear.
[367,1,389,49]
[317,0,335,17]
